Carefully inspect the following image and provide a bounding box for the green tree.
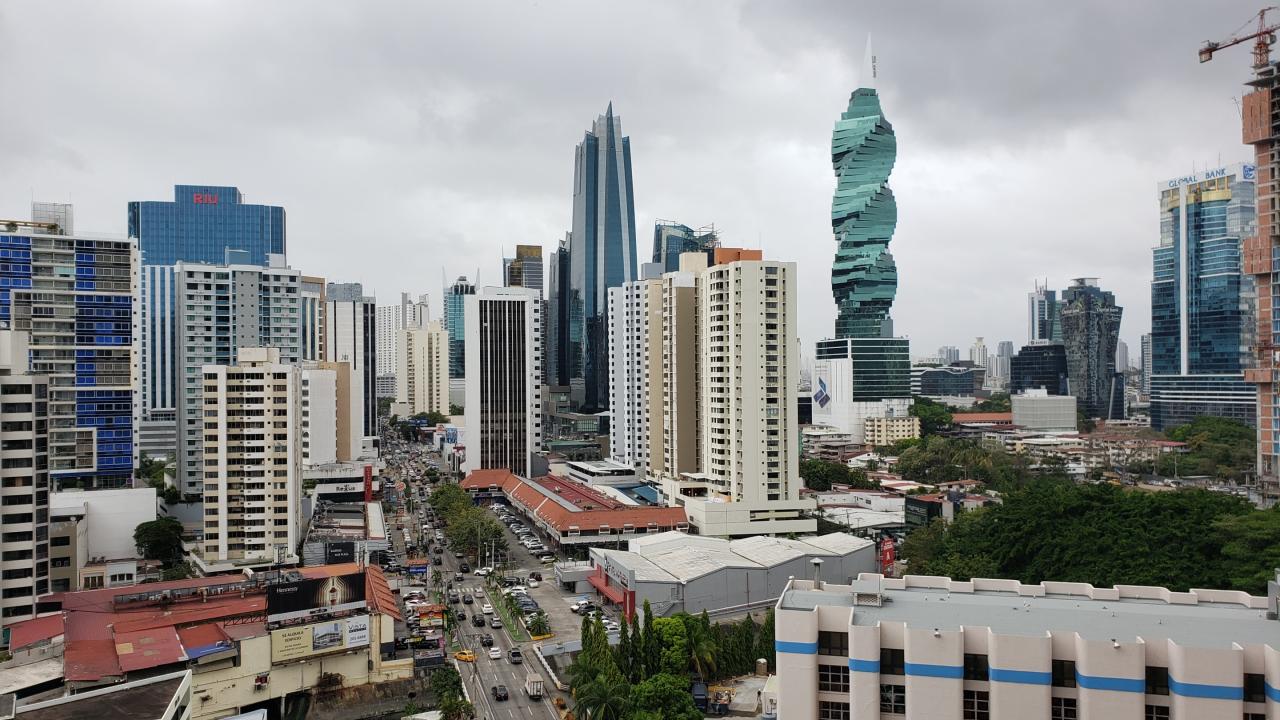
[444,506,507,558]
[684,615,717,681]
[449,403,464,415]
[160,562,194,581]
[800,458,877,492]
[631,672,702,720]
[756,609,776,672]
[133,517,184,563]
[615,613,634,682]
[628,610,645,682]
[642,600,660,678]
[438,696,474,720]
[526,613,551,637]
[1215,508,1280,593]
[910,396,953,435]
[970,393,1011,413]
[653,617,688,677]
[429,483,471,518]
[572,664,632,720]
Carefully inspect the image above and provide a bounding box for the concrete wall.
[51,488,156,561]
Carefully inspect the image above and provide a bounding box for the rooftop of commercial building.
[596,532,875,584]
[16,672,187,720]
[779,574,1279,649]
[461,470,687,533]
[951,412,1014,424]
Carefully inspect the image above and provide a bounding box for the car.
[481,603,494,614]
[492,684,509,701]
[433,546,444,554]
[603,620,620,632]
[479,633,494,646]
[462,594,473,604]
[454,572,464,582]
[504,586,527,595]
[490,617,504,629]
[489,647,503,660]
[472,614,486,627]
[432,557,442,565]
[454,650,476,662]
[528,572,543,582]
[455,610,466,621]
[540,556,556,565]
[448,592,461,603]
[527,579,540,588]
[508,648,524,664]
[475,566,493,577]
[460,563,471,572]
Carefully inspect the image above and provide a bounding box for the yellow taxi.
[454,650,477,662]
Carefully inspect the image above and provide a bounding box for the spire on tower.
[860,35,877,90]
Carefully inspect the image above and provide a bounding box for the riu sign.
[192,193,219,204]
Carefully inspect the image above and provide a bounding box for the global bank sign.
[1162,163,1255,190]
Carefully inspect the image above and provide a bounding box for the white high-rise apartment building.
[325,283,377,436]
[396,321,448,417]
[607,264,662,470]
[772,572,1280,720]
[300,276,326,362]
[174,258,304,493]
[0,331,50,626]
[648,252,815,537]
[300,361,362,467]
[199,348,301,565]
[376,292,430,397]
[970,336,989,368]
[463,288,541,478]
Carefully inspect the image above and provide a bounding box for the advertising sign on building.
[879,536,896,577]
[267,572,367,625]
[270,614,372,663]
[325,542,356,564]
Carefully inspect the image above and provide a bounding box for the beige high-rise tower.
[199,347,301,565]
[396,321,449,417]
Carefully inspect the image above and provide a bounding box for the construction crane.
[1200,6,1280,67]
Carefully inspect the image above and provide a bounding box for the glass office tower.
[1061,278,1124,420]
[566,104,638,412]
[1150,163,1257,429]
[444,276,476,379]
[652,221,718,273]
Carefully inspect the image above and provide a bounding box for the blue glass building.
[129,186,286,419]
[1150,163,1257,429]
[652,221,717,273]
[0,226,135,489]
[566,104,637,412]
[444,276,475,379]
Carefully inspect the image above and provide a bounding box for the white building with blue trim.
[771,573,1280,719]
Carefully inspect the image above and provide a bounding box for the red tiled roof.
[364,565,402,622]
[7,613,64,650]
[952,412,1014,424]
[462,470,687,534]
[114,627,186,673]
[177,623,232,659]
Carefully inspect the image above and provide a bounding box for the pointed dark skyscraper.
[563,103,638,412]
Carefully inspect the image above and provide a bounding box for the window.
[962,690,989,720]
[818,631,848,657]
[964,654,989,681]
[880,648,906,675]
[817,701,850,720]
[879,684,905,714]
[1145,667,1169,696]
[818,664,850,693]
[1052,659,1076,688]
[1050,697,1077,720]
[50,536,70,547]
[1245,714,1267,720]
[1144,705,1169,720]
[1245,673,1266,703]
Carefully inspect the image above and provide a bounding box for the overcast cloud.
[0,1,1265,361]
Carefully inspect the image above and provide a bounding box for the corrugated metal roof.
[7,613,64,650]
[114,627,186,672]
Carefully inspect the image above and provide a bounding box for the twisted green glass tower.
[831,78,897,338]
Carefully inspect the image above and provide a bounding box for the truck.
[524,672,544,700]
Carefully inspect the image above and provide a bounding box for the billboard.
[325,542,356,564]
[267,572,366,624]
[270,615,371,663]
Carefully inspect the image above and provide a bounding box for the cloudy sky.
[0,1,1265,362]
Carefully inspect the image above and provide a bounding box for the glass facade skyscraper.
[1150,163,1257,429]
[1028,282,1063,343]
[1010,343,1069,396]
[564,104,637,412]
[444,276,475,379]
[816,338,910,400]
[830,81,897,339]
[1061,278,1124,420]
[652,221,717,273]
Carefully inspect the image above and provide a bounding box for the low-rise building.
[863,415,920,447]
[771,572,1280,720]
[460,469,688,555]
[588,531,875,618]
[1012,389,1078,432]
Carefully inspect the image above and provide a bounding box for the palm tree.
[687,627,717,681]
[572,671,631,720]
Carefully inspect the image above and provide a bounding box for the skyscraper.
[324,282,377,437]
[937,345,960,364]
[174,259,304,492]
[1028,281,1063,343]
[463,287,542,478]
[969,337,989,368]
[443,276,475,381]
[652,221,718,273]
[376,292,430,398]
[130,185,286,444]
[1141,333,1153,396]
[0,212,136,489]
[545,236,570,387]
[566,104,638,412]
[503,245,544,295]
[396,321,449,417]
[1150,163,1257,430]
[1010,343,1070,396]
[1061,278,1124,419]
[0,331,50,624]
[830,50,898,340]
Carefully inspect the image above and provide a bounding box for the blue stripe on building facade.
[774,640,817,655]
[904,663,964,679]
[1167,677,1243,700]
[988,668,1052,685]
[848,658,880,673]
[1075,673,1146,693]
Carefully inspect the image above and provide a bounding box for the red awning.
[587,573,625,604]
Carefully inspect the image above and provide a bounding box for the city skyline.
[3,2,1261,358]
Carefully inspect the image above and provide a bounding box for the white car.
[475,567,493,577]
[488,647,502,660]
[503,586,527,595]
[481,604,494,614]
[603,620,620,632]
[527,579,540,588]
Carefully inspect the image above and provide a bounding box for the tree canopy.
[909,396,953,435]
[133,517,184,563]
[898,481,1280,592]
[800,458,876,492]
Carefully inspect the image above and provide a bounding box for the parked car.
[492,684,509,701]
